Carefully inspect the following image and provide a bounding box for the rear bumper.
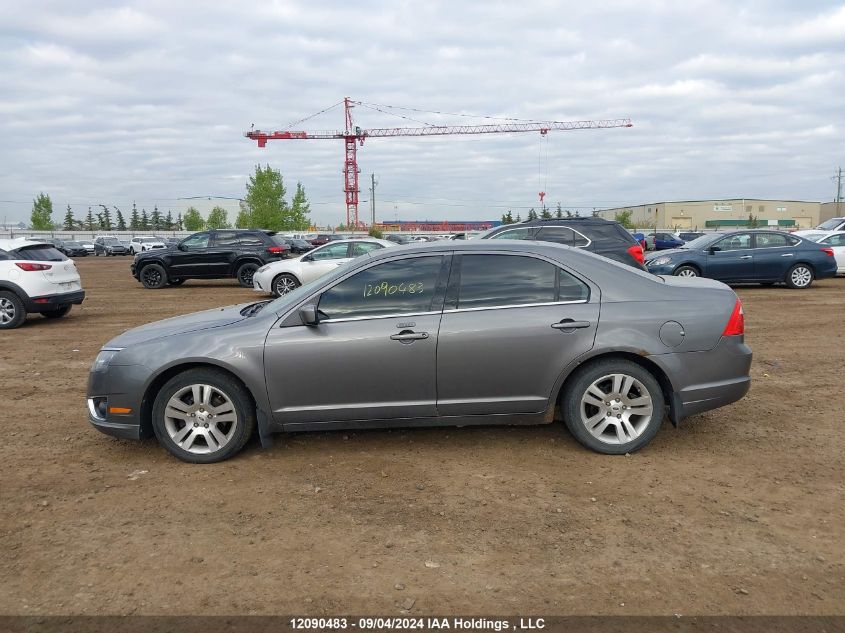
[25,289,85,312]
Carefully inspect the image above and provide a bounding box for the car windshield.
[680,233,724,249]
[65,241,82,247]
[12,245,67,261]
[816,218,844,230]
[103,238,120,244]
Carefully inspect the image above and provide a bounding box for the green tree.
[235,205,252,228]
[30,192,54,230]
[98,205,113,231]
[614,209,634,228]
[130,203,140,230]
[150,205,163,231]
[540,207,553,220]
[206,206,230,229]
[175,213,183,231]
[183,206,205,231]
[164,210,174,230]
[566,208,575,218]
[115,207,127,231]
[515,213,522,223]
[289,182,311,230]
[527,208,538,221]
[85,206,96,231]
[244,164,287,230]
[367,226,384,239]
[140,208,150,230]
[62,205,76,230]
[555,203,563,219]
[748,213,759,228]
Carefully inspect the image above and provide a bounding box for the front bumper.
[25,289,85,312]
[645,262,676,275]
[87,363,152,441]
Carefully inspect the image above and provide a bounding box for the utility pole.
[834,167,843,217]
[369,173,378,226]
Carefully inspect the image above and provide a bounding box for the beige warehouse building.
[597,199,821,230]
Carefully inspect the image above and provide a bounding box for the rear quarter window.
[585,223,637,245]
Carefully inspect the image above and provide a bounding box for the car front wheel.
[562,359,664,454]
[272,273,301,297]
[674,265,699,277]
[785,264,813,289]
[0,291,26,329]
[152,368,256,463]
[140,263,168,289]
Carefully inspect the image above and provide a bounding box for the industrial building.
[597,199,822,230]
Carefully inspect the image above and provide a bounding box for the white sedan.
[803,231,845,274]
[253,238,396,296]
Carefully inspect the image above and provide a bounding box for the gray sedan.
[87,241,751,463]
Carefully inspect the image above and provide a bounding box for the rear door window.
[754,233,790,248]
[455,254,587,310]
[536,226,590,247]
[351,242,384,256]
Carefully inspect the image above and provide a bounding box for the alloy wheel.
[0,298,15,324]
[677,268,697,277]
[142,268,163,287]
[163,384,239,455]
[274,275,300,296]
[579,373,654,445]
[790,266,812,288]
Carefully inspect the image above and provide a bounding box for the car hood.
[105,304,250,348]
[645,248,688,260]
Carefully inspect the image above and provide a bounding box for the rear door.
[752,232,799,281]
[705,233,754,281]
[436,253,598,416]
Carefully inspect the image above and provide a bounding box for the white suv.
[128,236,166,254]
[0,238,85,329]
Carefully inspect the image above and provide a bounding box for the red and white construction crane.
[246,98,632,228]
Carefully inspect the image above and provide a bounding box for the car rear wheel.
[236,263,259,288]
[152,368,256,463]
[785,264,813,289]
[0,292,26,329]
[674,265,699,277]
[41,305,72,319]
[562,359,664,454]
[272,273,301,297]
[140,263,168,289]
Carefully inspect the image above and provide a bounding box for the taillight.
[267,246,286,254]
[627,244,645,265]
[15,262,52,271]
[722,298,744,336]
[821,247,834,257]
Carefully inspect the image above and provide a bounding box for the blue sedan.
[645,230,838,289]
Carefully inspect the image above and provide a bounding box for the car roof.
[314,238,395,247]
[0,237,54,250]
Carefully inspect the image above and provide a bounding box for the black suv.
[479,217,645,268]
[131,229,291,289]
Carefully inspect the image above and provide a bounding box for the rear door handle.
[390,331,429,342]
[552,319,591,330]
[781,253,794,257]
[739,255,753,259]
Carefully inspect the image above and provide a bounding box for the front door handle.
[552,319,591,331]
[739,255,753,259]
[390,331,429,342]
[781,253,794,257]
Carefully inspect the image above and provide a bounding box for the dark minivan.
[479,218,645,268]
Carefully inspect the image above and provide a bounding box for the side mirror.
[178,243,187,251]
[709,246,721,253]
[298,304,319,326]
[301,254,312,262]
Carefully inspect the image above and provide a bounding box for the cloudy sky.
[1,0,843,226]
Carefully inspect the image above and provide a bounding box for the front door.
[299,242,354,284]
[705,233,754,281]
[436,253,599,416]
[168,232,214,277]
[264,254,450,424]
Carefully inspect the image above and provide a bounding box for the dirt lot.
[1,256,843,616]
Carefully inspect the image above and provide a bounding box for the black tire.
[785,263,814,289]
[152,368,256,463]
[168,278,186,286]
[272,273,301,297]
[41,305,72,319]
[236,262,259,288]
[673,265,699,278]
[140,263,168,289]
[0,291,26,329]
[562,358,664,455]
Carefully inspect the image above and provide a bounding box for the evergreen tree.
[175,213,183,231]
[566,208,575,218]
[150,205,163,231]
[289,182,311,230]
[63,205,76,230]
[30,192,54,230]
[515,213,522,223]
[85,206,96,231]
[98,205,113,231]
[165,210,174,230]
[206,206,230,229]
[244,164,287,231]
[115,207,127,231]
[140,208,150,230]
[527,208,538,221]
[540,207,553,220]
[130,202,140,230]
[183,207,205,231]
[501,210,514,225]
[555,203,563,219]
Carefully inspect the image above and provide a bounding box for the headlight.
[257,265,270,273]
[92,349,121,372]
[651,256,672,266]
